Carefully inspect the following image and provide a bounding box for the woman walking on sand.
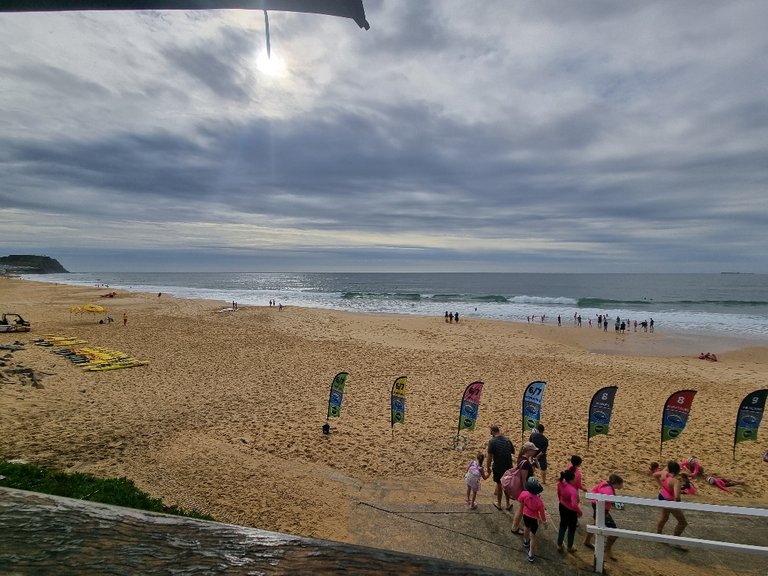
[509,442,538,533]
[656,461,688,538]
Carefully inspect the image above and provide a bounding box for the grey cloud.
[160,27,256,101]
[1,1,766,272]
[0,63,111,99]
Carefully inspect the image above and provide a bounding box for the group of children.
[650,457,748,543]
[463,450,753,565]
[650,457,745,496]
[464,451,624,563]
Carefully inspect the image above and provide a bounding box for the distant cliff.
[0,255,69,274]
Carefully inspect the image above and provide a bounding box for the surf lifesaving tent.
[0,0,370,29]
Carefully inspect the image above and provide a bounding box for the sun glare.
[256,51,286,78]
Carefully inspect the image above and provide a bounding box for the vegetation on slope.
[0,255,69,274]
[0,459,214,520]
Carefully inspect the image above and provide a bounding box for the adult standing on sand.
[122,312,127,326]
[486,425,514,510]
[510,442,538,532]
[529,423,549,484]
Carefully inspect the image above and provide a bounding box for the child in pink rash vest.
[680,457,702,478]
[583,474,624,559]
[556,468,582,552]
[707,475,746,493]
[566,454,588,493]
[519,477,548,563]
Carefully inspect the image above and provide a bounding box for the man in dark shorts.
[486,425,515,510]
[529,423,549,484]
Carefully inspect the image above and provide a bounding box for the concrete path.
[349,478,768,576]
[1,482,766,575]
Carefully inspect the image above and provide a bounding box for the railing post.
[594,498,606,574]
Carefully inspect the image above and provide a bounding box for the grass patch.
[0,459,214,521]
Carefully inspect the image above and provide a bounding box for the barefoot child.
[680,456,703,478]
[519,477,548,562]
[707,475,745,493]
[656,461,688,538]
[464,452,489,509]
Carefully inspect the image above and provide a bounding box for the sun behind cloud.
[255,50,286,78]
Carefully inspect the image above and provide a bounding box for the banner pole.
[522,381,529,445]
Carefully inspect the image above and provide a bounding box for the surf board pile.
[34,336,149,371]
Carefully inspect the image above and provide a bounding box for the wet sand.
[1,277,767,556]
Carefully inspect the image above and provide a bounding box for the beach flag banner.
[391,376,407,428]
[733,389,767,456]
[660,389,697,451]
[458,381,484,433]
[587,386,618,448]
[327,372,349,419]
[522,380,546,440]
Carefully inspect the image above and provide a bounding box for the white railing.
[586,492,768,574]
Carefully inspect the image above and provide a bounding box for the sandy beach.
[2,277,767,570]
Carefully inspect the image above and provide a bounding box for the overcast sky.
[1,1,767,273]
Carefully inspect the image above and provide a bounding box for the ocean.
[24,272,768,341]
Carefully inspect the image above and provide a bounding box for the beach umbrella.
[70,304,107,318]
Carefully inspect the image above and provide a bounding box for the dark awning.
[0,0,370,30]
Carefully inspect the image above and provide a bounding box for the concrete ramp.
[0,487,511,575]
[348,477,768,576]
